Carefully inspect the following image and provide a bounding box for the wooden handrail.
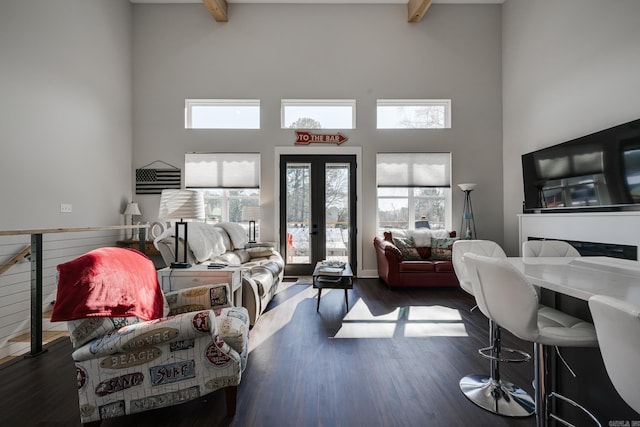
[0,224,149,236]
[0,245,30,276]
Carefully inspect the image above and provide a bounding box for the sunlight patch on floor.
[333,323,397,338]
[343,300,463,322]
[403,323,468,337]
[333,299,469,339]
[343,299,404,322]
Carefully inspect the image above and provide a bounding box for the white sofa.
[154,222,284,326]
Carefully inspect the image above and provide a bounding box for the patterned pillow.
[166,284,231,316]
[430,237,458,261]
[393,236,421,260]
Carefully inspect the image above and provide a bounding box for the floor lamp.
[458,183,477,240]
[158,189,205,269]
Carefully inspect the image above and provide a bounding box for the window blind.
[185,153,260,189]
[377,152,451,187]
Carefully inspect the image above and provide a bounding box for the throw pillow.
[166,284,231,315]
[181,222,228,262]
[51,247,166,322]
[409,229,434,247]
[393,236,421,261]
[216,222,249,249]
[409,229,451,247]
[430,237,458,261]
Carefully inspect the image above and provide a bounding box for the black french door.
[279,155,356,276]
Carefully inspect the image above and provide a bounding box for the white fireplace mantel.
[518,212,640,257]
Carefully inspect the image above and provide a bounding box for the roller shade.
[185,153,260,189]
[377,152,451,187]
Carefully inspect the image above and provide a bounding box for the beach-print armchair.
[51,247,249,426]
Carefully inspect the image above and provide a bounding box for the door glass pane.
[325,163,350,263]
[286,163,311,264]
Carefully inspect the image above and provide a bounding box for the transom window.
[376,152,452,232]
[281,99,356,129]
[376,99,451,129]
[185,99,260,129]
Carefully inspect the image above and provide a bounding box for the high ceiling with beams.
[129,0,504,23]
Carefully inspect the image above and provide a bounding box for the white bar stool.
[522,240,580,258]
[452,240,535,417]
[464,253,601,427]
[588,295,640,415]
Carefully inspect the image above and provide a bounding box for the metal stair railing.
[0,225,149,358]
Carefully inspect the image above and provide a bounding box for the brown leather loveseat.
[373,229,459,288]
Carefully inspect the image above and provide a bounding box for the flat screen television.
[522,118,640,213]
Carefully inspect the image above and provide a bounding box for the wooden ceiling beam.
[408,0,432,23]
[202,0,228,22]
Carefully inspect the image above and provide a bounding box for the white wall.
[0,0,134,230]
[132,3,504,274]
[0,0,134,358]
[502,0,640,255]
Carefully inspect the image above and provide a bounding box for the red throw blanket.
[51,247,165,322]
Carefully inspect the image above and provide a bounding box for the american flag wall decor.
[135,161,181,194]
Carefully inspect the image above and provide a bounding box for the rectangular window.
[185,153,261,237]
[376,99,451,129]
[185,99,260,129]
[376,153,452,232]
[281,99,356,129]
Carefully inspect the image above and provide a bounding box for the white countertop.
[508,256,640,304]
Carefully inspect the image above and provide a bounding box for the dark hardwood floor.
[0,278,536,427]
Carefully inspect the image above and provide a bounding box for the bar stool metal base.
[534,343,601,427]
[460,374,536,417]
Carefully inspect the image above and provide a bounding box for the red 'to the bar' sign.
[295,131,348,145]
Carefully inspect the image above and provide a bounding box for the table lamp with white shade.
[158,189,205,268]
[123,202,141,240]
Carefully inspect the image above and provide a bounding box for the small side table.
[157,265,243,307]
[312,262,354,312]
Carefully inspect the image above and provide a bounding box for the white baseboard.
[358,269,378,278]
